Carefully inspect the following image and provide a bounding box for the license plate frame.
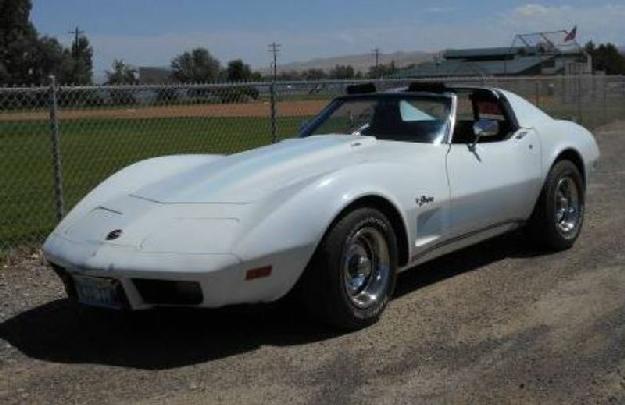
[73,275,124,309]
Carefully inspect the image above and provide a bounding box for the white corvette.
[43,83,600,329]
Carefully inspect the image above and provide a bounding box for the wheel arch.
[326,194,410,268]
[529,146,587,224]
[553,148,586,186]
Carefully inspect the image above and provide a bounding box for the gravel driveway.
[1,121,624,404]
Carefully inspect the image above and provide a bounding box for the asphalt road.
[1,121,624,404]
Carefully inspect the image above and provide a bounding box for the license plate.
[73,275,123,309]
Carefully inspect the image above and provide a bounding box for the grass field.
[0,115,307,248]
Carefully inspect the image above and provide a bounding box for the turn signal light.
[245,266,272,280]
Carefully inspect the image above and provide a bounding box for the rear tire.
[527,160,585,250]
[299,207,398,330]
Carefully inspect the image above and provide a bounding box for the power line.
[68,26,84,57]
[268,42,281,81]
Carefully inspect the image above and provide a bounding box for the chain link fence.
[1,75,624,252]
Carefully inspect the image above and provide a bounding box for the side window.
[452,93,476,144]
[310,100,376,136]
[452,91,512,144]
[475,99,505,122]
[399,100,447,122]
[363,98,450,143]
[455,94,474,121]
[473,98,510,143]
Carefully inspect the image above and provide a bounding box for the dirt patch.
[0,100,329,122]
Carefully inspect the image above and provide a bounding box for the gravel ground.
[1,122,625,404]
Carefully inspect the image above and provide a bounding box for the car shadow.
[394,230,547,298]
[0,231,550,370]
[0,298,338,370]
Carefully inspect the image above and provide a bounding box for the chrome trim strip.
[408,219,525,264]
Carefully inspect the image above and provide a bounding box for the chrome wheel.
[342,226,390,309]
[554,176,581,236]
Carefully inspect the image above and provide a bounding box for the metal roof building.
[394,31,592,78]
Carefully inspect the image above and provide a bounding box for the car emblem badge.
[106,229,123,241]
[416,196,434,207]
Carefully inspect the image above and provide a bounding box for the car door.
[445,92,542,238]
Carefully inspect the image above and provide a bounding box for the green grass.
[0,115,308,249]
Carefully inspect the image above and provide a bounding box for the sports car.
[43,82,600,329]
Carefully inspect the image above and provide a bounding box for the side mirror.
[471,119,499,149]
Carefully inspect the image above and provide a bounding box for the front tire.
[527,160,585,250]
[299,207,398,330]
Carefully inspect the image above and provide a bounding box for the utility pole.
[68,26,84,57]
[268,42,281,81]
[372,48,381,78]
[373,48,380,69]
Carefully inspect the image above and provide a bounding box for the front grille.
[132,279,203,306]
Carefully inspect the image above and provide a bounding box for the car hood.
[132,135,376,204]
[52,135,444,253]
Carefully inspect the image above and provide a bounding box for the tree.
[0,0,93,84]
[0,0,39,83]
[584,41,625,75]
[105,59,138,105]
[0,0,36,48]
[249,71,263,81]
[171,48,221,83]
[368,61,397,79]
[329,64,355,79]
[4,34,73,84]
[67,35,93,84]
[584,41,596,54]
[105,59,138,84]
[31,36,73,83]
[226,59,252,82]
[275,70,302,80]
[303,68,327,80]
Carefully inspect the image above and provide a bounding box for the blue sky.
[31,0,625,76]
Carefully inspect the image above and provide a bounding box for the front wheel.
[527,160,585,250]
[299,207,398,330]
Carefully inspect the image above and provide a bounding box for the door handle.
[515,131,528,140]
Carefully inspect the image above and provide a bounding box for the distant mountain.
[264,50,435,74]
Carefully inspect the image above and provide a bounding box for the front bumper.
[43,233,290,310]
[51,264,204,309]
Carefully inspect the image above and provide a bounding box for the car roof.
[340,82,521,129]
[344,82,501,98]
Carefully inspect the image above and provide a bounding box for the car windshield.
[301,95,452,144]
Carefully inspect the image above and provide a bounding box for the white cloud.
[424,6,457,13]
[503,3,625,44]
[514,4,558,17]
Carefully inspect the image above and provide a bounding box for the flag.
[564,26,577,42]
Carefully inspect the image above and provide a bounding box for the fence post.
[534,79,540,107]
[603,76,608,125]
[269,82,277,143]
[576,75,583,125]
[48,75,65,221]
